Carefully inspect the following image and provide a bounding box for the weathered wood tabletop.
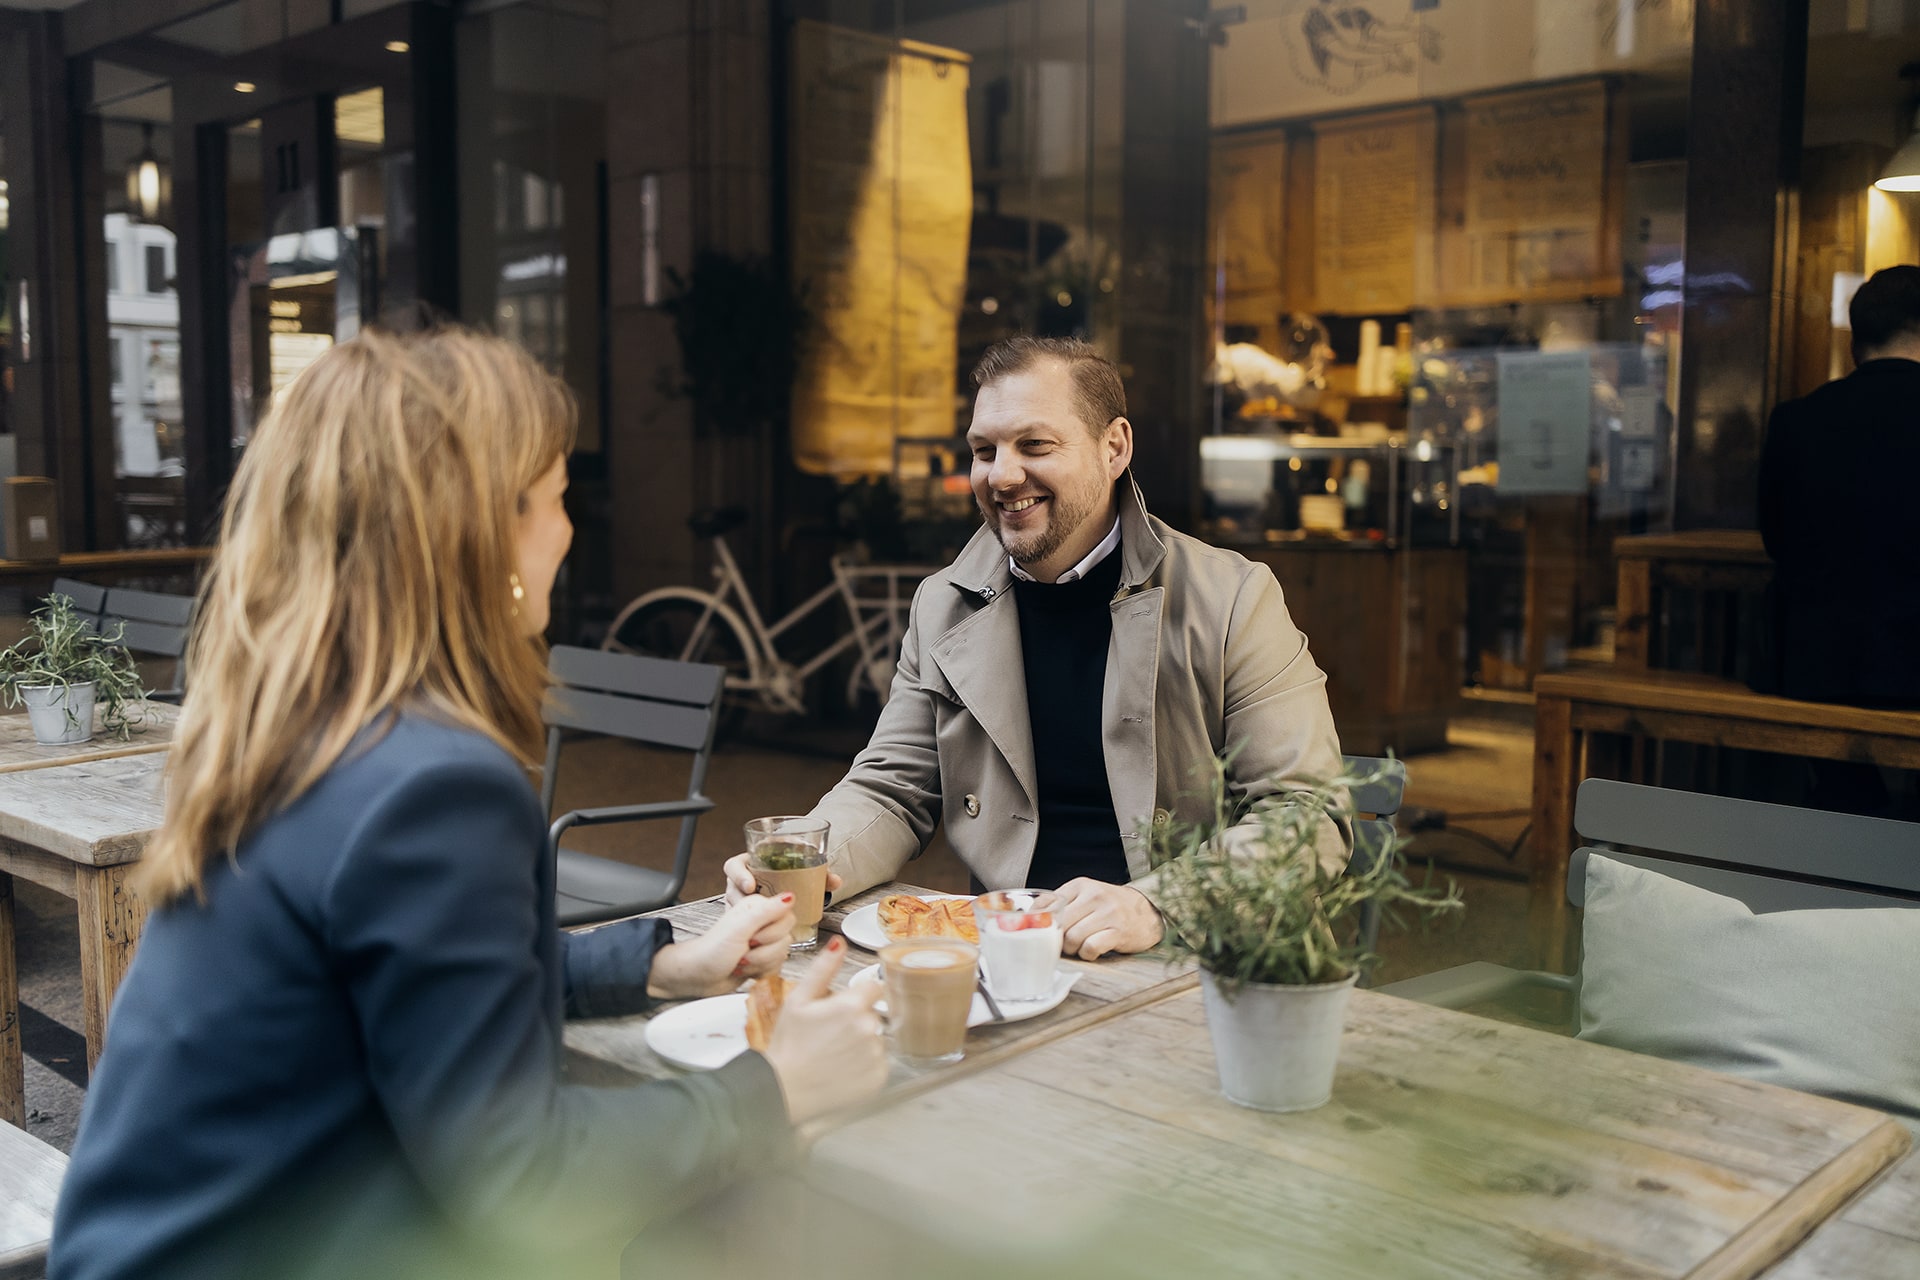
[0,749,169,1125]
[802,987,1910,1280]
[1764,1127,1920,1278]
[564,882,1199,1114]
[0,701,176,777]
[0,1121,65,1274]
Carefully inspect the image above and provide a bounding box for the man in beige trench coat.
[729,336,1349,959]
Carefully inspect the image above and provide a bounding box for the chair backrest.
[1567,778,1920,913]
[101,587,195,696]
[1343,755,1407,980]
[49,577,108,622]
[539,645,726,815]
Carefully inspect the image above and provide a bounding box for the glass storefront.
[1203,2,1693,708]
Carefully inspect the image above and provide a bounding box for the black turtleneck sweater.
[1012,548,1129,890]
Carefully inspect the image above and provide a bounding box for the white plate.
[840,894,973,952]
[851,964,1078,1027]
[644,993,749,1071]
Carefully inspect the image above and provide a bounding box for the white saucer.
[643,993,749,1071]
[851,964,1078,1026]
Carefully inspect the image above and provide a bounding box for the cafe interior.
[1,1,1919,1276]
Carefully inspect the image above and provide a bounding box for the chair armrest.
[549,796,715,844]
[1377,961,1575,1010]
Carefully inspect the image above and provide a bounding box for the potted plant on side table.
[1149,757,1462,1112]
[0,594,148,745]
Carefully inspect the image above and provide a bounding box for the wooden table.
[0,547,210,583]
[803,988,1909,1280]
[570,884,1909,1279]
[1766,1133,1920,1278]
[0,746,170,1126]
[565,883,1199,1114]
[1527,670,1920,970]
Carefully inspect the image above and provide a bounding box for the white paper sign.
[1620,384,1658,440]
[1496,350,1591,495]
[1616,439,1656,493]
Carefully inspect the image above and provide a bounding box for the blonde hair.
[139,326,576,905]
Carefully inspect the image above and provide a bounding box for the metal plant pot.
[1200,967,1358,1112]
[20,681,96,745]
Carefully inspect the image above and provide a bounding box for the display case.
[1199,426,1468,756]
[1199,429,1461,549]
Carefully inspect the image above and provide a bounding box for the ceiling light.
[124,123,171,224]
[1876,107,1920,190]
[234,81,257,94]
[385,40,410,54]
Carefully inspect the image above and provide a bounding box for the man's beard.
[981,485,1098,570]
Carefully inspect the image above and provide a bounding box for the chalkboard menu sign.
[1310,107,1437,314]
[1440,80,1620,305]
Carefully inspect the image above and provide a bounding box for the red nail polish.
[828,936,844,953]
[780,892,795,903]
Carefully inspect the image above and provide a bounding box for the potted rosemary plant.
[1149,758,1462,1112]
[0,594,147,745]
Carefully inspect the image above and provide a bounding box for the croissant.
[878,894,979,944]
[744,973,788,1052]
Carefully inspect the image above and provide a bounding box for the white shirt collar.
[1008,516,1121,584]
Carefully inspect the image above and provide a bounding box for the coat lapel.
[928,595,1037,811]
[1105,586,1163,877]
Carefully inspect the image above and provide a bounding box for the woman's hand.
[760,937,888,1125]
[646,894,795,999]
[723,853,843,905]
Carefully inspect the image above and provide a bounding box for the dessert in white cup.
[973,890,1062,1002]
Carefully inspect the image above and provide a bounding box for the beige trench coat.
[811,478,1351,906]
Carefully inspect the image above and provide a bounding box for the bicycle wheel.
[603,593,755,732]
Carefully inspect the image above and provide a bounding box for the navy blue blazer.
[51,714,787,1280]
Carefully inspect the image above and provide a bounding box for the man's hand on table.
[1039,879,1165,960]
[724,852,844,905]
[646,893,796,999]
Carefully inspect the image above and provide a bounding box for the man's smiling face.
[967,357,1132,583]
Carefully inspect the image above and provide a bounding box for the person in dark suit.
[50,328,886,1280]
[1756,264,1920,812]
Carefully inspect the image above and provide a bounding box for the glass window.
[790,1,1120,525]
[1203,0,1692,693]
[456,1,608,448]
[145,244,169,295]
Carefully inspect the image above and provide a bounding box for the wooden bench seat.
[0,1120,67,1279]
[1529,668,1920,970]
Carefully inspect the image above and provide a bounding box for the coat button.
[964,794,981,817]
[1152,808,1173,829]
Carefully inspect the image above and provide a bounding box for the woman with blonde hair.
[51,327,885,1280]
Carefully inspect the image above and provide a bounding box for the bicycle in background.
[602,507,936,717]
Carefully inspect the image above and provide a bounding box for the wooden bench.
[0,1119,67,1278]
[1528,668,1920,970]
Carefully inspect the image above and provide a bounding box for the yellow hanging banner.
[789,21,973,478]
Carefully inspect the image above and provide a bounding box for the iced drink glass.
[878,938,978,1066]
[973,890,1062,1002]
[746,816,831,950]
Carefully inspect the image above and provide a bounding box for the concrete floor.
[11,712,1539,1153]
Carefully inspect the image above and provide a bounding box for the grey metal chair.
[1379,777,1920,1019]
[1342,754,1406,986]
[48,578,108,626]
[100,587,195,702]
[543,645,724,927]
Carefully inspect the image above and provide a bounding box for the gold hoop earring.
[510,572,525,616]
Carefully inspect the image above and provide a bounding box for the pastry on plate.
[744,973,788,1052]
[877,894,979,944]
